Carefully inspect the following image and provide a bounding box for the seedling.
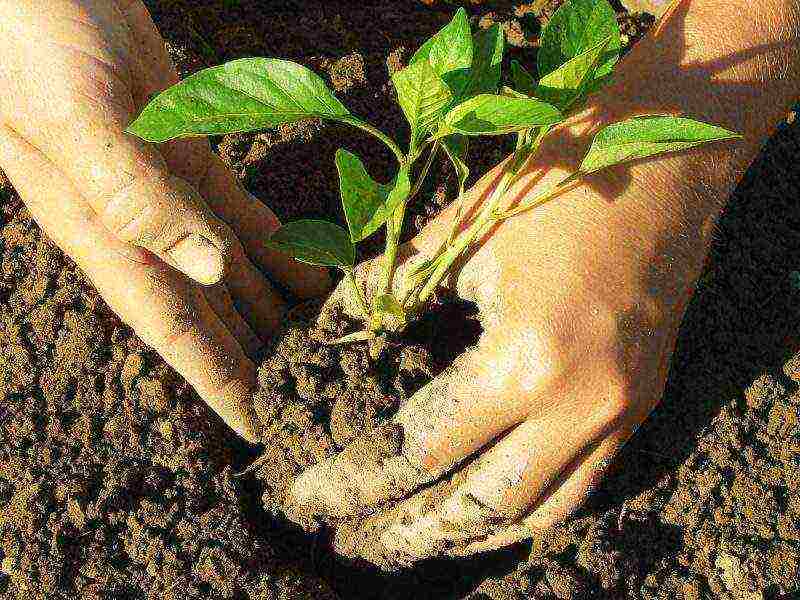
[128,0,739,340]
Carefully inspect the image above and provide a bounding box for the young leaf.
[580,116,741,174]
[537,0,621,82]
[336,149,411,242]
[510,60,537,97]
[410,7,473,98]
[441,135,469,193]
[392,60,453,141]
[460,25,505,100]
[534,36,612,111]
[436,94,562,137]
[266,220,355,268]
[127,58,349,142]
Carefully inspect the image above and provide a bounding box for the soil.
[1,1,799,600]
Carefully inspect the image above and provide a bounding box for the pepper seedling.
[128,0,740,341]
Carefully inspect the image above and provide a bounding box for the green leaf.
[336,149,411,242]
[266,220,355,268]
[537,0,621,82]
[392,60,453,141]
[534,35,612,111]
[580,116,741,174]
[436,94,562,137]
[127,58,349,142]
[441,135,469,192]
[410,8,473,98]
[460,25,505,100]
[510,60,537,97]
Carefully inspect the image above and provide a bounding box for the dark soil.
[1,1,799,600]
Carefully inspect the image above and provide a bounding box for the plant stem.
[499,172,581,219]
[379,208,401,300]
[412,166,517,308]
[378,141,440,301]
[337,116,406,165]
[407,126,556,310]
[344,267,369,320]
[445,193,464,247]
[407,142,440,204]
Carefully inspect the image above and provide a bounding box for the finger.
[120,1,331,298]
[287,327,543,519]
[0,125,262,442]
[380,383,627,563]
[202,283,263,357]
[104,7,289,336]
[225,237,287,336]
[451,431,626,557]
[1,4,231,284]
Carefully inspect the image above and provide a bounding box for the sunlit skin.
[1,0,798,563]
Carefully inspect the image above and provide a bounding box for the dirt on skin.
[1,1,799,600]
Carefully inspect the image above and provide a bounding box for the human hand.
[288,0,798,563]
[0,1,329,442]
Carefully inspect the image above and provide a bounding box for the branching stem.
[378,141,440,304]
[407,125,576,311]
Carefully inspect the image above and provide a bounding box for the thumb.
[0,8,231,284]
[100,171,234,285]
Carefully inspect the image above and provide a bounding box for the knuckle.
[101,172,171,244]
[101,173,225,253]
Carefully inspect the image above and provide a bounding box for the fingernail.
[168,233,225,285]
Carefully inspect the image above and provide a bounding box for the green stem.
[412,166,517,308]
[337,116,406,165]
[344,267,369,320]
[379,142,439,301]
[499,172,581,219]
[380,208,402,300]
[407,142,440,204]
[446,181,466,247]
[407,126,554,311]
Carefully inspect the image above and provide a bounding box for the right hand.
[288,0,799,563]
[0,0,330,442]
